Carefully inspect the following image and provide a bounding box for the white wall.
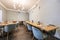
[29,5,40,22]
[7,11,29,21]
[0,5,7,21]
[29,0,60,26]
[0,5,29,21]
[18,12,29,21]
[6,11,18,21]
[0,10,2,22]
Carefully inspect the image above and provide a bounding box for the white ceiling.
[0,0,39,11]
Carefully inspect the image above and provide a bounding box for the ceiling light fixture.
[13,0,29,11]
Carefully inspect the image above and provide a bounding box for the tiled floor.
[0,25,59,40]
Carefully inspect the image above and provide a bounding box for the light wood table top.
[0,22,17,27]
[42,26,57,32]
[26,21,57,32]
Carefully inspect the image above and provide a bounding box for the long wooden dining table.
[26,21,58,32]
[0,22,16,26]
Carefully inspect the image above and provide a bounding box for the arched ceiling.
[0,0,39,11]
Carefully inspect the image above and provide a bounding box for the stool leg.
[2,28,4,40]
[7,32,9,40]
[32,36,34,40]
[48,35,51,40]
